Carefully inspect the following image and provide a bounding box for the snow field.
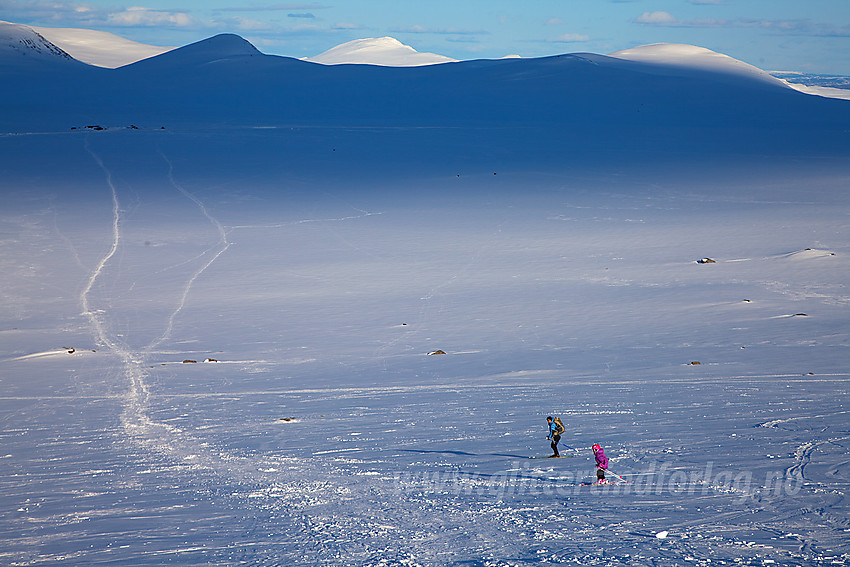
[1,125,848,565]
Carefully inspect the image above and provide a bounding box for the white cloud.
[634,12,850,37]
[395,24,429,34]
[215,3,330,12]
[635,12,732,28]
[635,11,677,25]
[746,19,850,37]
[105,7,196,28]
[552,33,590,43]
[391,25,485,36]
[231,17,277,32]
[0,0,98,22]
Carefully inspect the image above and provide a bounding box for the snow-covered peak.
[608,43,786,86]
[122,33,262,70]
[181,33,262,58]
[31,24,172,68]
[305,37,456,67]
[0,20,75,65]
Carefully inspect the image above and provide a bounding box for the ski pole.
[604,469,629,484]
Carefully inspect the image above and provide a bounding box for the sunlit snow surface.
[1,125,848,566]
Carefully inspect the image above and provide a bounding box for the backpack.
[553,417,565,436]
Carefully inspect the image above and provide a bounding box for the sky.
[3,0,850,74]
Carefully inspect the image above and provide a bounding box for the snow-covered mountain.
[0,20,77,66]
[30,23,172,68]
[304,36,457,66]
[120,32,262,71]
[610,42,850,100]
[608,43,786,86]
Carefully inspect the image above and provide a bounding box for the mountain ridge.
[1,23,847,162]
[121,33,263,71]
[0,19,846,100]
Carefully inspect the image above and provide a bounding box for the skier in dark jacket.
[546,416,564,457]
[592,443,608,482]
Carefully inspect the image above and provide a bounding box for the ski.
[580,480,626,487]
[529,455,573,459]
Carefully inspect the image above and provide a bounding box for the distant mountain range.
[1,19,848,165]
[1,18,847,102]
[1,20,455,69]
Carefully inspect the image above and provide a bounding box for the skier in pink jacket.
[592,443,608,483]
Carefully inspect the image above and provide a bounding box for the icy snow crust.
[1,30,849,566]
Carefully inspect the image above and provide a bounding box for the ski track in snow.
[759,410,850,429]
[74,140,486,565]
[81,137,123,354]
[227,209,383,231]
[72,141,338,563]
[146,152,232,352]
[82,141,293,469]
[80,141,259,475]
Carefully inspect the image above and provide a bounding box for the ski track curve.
[146,152,232,352]
[81,137,123,354]
[80,141,316,551]
[81,145,297,457]
[78,142,487,565]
